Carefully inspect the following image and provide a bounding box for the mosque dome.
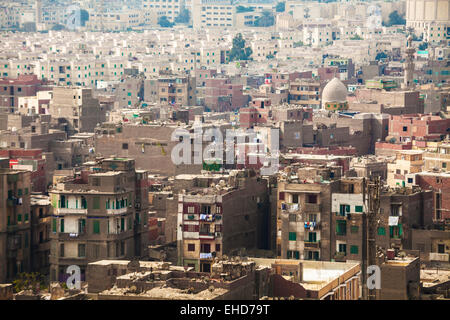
[322,78,348,104]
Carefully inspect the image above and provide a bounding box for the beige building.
[387,150,424,188]
[192,0,235,29]
[48,158,149,282]
[406,0,449,44]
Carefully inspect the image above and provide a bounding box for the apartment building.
[288,80,321,109]
[30,194,51,276]
[178,170,269,272]
[0,166,32,283]
[48,158,149,282]
[142,0,185,24]
[144,75,196,106]
[331,179,433,263]
[0,75,42,114]
[86,10,144,32]
[387,150,424,188]
[49,87,107,136]
[192,0,235,29]
[277,176,338,261]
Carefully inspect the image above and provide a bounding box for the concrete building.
[0,167,32,283]
[48,158,149,282]
[49,87,107,136]
[288,80,321,109]
[192,0,235,30]
[0,75,42,114]
[387,150,424,188]
[178,170,269,272]
[253,258,361,300]
[380,255,421,300]
[87,257,270,300]
[30,194,51,276]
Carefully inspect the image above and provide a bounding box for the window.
[308,232,317,242]
[389,224,403,238]
[93,220,100,234]
[93,197,100,209]
[377,227,386,235]
[289,214,297,222]
[60,219,64,232]
[287,250,300,259]
[188,244,195,251]
[351,225,359,233]
[336,220,347,235]
[122,143,128,150]
[338,244,347,254]
[339,204,350,216]
[18,214,22,222]
[78,244,86,257]
[402,126,408,132]
[52,219,57,233]
[289,232,297,241]
[60,243,65,257]
[215,244,221,252]
[350,245,358,254]
[355,206,363,213]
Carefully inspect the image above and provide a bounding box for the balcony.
[106,207,128,215]
[429,253,449,262]
[303,203,321,212]
[199,232,215,240]
[199,214,215,222]
[334,252,346,262]
[199,252,213,259]
[54,208,87,215]
[304,221,320,230]
[58,232,87,240]
[304,241,320,249]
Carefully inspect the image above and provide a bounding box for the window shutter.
[93,220,100,234]
[60,219,64,233]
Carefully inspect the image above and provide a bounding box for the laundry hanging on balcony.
[304,221,316,230]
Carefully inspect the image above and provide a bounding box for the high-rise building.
[48,158,149,282]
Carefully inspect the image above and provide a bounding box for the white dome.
[322,78,348,103]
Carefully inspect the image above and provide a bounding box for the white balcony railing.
[106,207,127,215]
[55,208,87,214]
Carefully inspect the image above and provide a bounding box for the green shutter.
[18,214,22,222]
[52,218,57,232]
[121,218,125,231]
[289,232,297,241]
[93,220,100,234]
[350,245,358,254]
[93,197,100,209]
[398,224,403,236]
[351,225,359,233]
[389,226,394,237]
[355,205,363,212]
[60,219,64,233]
[346,205,350,212]
[377,227,386,235]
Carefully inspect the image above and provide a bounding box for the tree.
[350,34,363,40]
[375,52,388,61]
[418,42,428,51]
[236,6,254,13]
[158,16,174,28]
[51,24,66,31]
[276,2,285,13]
[385,10,406,26]
[254,11,274,27]
[13,272,47,293]
[228,33,252,62]
[175,8,190,24]
[80,9,89,27]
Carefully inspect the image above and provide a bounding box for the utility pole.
[362,176,381,300]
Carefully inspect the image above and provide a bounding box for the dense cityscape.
[0,0,449,304]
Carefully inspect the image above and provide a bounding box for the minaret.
[35,0,42,24]
[403,35,415,89]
